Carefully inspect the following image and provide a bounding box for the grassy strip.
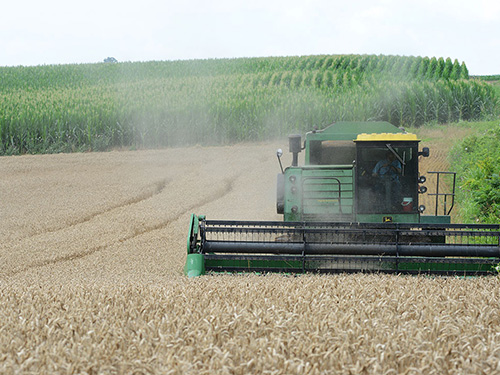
[450,121,500,223]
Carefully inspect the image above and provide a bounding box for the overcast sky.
[2,0,499,75]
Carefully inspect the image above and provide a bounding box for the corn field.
[0,55,497,154]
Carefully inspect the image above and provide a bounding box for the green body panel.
[185,213,205,277]
[420,215,452,224]
[356,213,420,224]
[184,253,205,278]
[186,213,202,253]
[284,165,355,221]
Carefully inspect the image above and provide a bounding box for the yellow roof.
[355,132,419,141]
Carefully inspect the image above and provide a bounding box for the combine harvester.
[185,122,500,277]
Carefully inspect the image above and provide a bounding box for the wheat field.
[1,139,499,374]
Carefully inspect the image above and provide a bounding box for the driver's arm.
[390,161,401,174]
[372,161,381,177]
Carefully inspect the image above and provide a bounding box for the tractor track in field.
[7,176,238,276]
[20,178,170,241]
[69,178,170,227]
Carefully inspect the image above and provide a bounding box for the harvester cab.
[276,122,431,224]
[185,122,500,277]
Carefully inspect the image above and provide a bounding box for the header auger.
[185,121,500,277]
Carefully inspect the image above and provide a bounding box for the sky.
[2,0,500,75]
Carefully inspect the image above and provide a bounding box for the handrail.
[427,171,456,216]
[302,176,345,213]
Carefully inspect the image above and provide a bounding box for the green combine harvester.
[185,122,500,277]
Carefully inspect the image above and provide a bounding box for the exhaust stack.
[289,134,302,167]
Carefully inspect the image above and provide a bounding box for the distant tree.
[418,57,430,77]
[460,62,469,79]
[442,57,453,79]
[409,57,422,78]
[450,59,461,80]
[426,57,437,79]
[104,57,118,63]
[434,57,445,79]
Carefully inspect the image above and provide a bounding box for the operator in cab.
[372,151,402,210]
[372,151,401,179]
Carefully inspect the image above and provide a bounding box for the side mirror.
[419,147,430,157]
[276,149,284,174]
